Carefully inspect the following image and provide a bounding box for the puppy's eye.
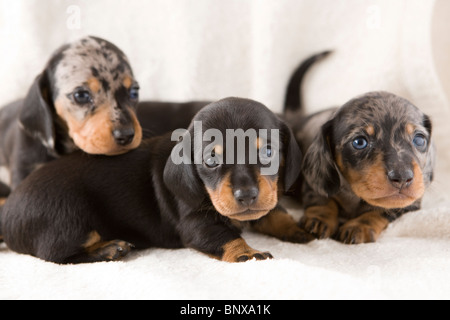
[260,145,274,160]
[204,157,220,169]
[129,87,139,101]
[73,90,92,105]
[352,137,368,150]
[413,133,427,150]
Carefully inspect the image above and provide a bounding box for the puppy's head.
[303,92,435,209]
[164,97,302,221]
[20,36,142,155]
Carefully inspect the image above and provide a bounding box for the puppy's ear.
[280,121,303,191]
[423,114,436,183]
[163,131,206,209]
[423,114,432,136]
[19,72,55,151]
[302,119,340,197]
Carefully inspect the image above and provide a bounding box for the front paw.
[300,204,339,239]
[300,216,335,239]
[87,240,135,261]
[221,238,273,263]
[338,223,377,244]
[338,211,389,245]
[280,225,316,243]
[251,207,315,244]
[235,251,273,263]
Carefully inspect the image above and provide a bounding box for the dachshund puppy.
[287,91,436,244]
[1,97,312,264]
[0,36,142,196]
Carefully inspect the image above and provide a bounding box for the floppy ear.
[302,119,341,197]
[423,114,436,184]
[280,121,303,191]
[423,114,432,137]
[19,72,56,151]
[163,130,206,209]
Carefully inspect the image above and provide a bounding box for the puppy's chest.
[333,190,374,220]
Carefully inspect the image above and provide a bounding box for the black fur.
[0,37,207,197]
[1,97,310,264]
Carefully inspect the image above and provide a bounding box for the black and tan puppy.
[285,79,436,243]
[0,36,142,197]
[1,97,312,264]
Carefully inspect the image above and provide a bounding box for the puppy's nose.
[388,169,414,189]
[113,128,135,146]
[234,187,259,207]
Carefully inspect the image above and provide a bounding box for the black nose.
[113,128,135,146]
[388,169,414,189]
[234,187,259,207]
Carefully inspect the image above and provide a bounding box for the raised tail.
[283,51,332,114]
[0,204,3,242]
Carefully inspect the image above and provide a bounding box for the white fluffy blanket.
[1,0,450,300]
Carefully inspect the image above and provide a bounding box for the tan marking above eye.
[365,125,375,136]
[87,77,101,93]
[123,76,133,89]
[406,123,415,135]
[256,137,264,149]
[214,145,223,155]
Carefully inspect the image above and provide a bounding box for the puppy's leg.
[221,238,273,263]
[300,199,339,239]
[178,213,272,263]
[251,206,314,243]
[64,232,134,264]
[338,211,389,244]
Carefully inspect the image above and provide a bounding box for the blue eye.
[260,145,274,160]
[413,133,427,150]
[129,87,139,101]
[73,90,92,105]
[204,157,220,168]
[352,137,368,150]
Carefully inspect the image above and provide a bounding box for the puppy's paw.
[300,204,339,239]
[251,207,314,243]
[221,238,273,263]
[235,251,273,263]
[89,240,134,261]
[338,223,377,244]
[300,216,334,239]
[338,211,389,245]
[280,225,316,243]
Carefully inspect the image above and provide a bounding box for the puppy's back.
[1,144,162,263]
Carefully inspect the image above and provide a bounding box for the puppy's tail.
[0,204,3,242]
[283,50,332,114]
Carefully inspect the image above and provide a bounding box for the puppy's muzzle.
[387,168,414,190]
[234,187,259,207]
[113,127,135,146]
